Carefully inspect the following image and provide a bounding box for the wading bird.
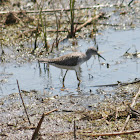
[38,47,105,87]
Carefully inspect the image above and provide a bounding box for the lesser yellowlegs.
[38,47,105,87]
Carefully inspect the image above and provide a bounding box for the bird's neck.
[85,53,92,61]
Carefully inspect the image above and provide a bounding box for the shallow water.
[0,28,140,98]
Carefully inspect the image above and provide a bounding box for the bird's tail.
[37,58,49,63]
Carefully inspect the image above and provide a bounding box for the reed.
[33,2,48,53]
[68,0,76,38]
[38,5,48,51]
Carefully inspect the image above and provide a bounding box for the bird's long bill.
[97,52,106,61]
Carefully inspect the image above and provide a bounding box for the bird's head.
[86,47,106,60]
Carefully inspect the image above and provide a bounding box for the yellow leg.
[75,71,81,82]
[75,71,81,89]
[62,70,68,88]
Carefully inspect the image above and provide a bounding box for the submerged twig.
[16,80,31,125]
[92,79,140,87]
[121,87,140,132]
[125,48,131,54]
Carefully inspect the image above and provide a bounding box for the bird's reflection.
[38,61,83,89]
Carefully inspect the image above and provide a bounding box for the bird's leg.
[77,81,80,89]
[75,71,81,83]
[62,70,68,88]
[76,71,81,88]
[75,69,82,89]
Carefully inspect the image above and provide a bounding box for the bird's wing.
[49,52,85,66]
[38,52,85,66]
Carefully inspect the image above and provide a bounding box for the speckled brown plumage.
[39,52,86,67]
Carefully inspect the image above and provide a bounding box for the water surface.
[0,28,140,98]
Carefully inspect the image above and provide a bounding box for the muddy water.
[0,28,140,98]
